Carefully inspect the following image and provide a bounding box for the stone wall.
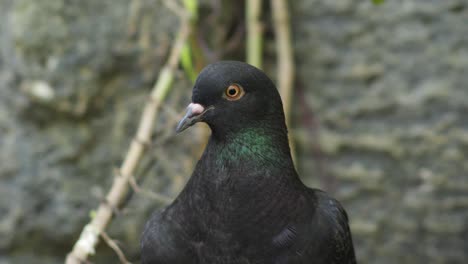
[292,1,468,263]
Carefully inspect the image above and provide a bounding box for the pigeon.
[140,61,356,264]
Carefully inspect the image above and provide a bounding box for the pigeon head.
[176,61,287,139]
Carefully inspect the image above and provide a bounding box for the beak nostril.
[187,103,205,118]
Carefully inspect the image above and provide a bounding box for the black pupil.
[228,88,237,96]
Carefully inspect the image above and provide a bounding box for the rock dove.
[141,61,356,264]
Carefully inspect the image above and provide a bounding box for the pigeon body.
[141,61,356,264]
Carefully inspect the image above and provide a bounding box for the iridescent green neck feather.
[214,126,292,167]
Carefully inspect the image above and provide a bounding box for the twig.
[65,7,192,264]
[162,0,190,19]
[127,0,142,36]
[246,0,263,68]
[222,23,245,56]
[100,231,132,264]
[128,171,173,204]
[271,0,296,163]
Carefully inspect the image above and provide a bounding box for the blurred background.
[1,0,467,263]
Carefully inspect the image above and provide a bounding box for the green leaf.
[181,43,197,83]
[183,0,198,20]
[372,0,385,4]
[89,210,96,219]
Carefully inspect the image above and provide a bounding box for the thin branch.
[246,0,263,68]
[127,171,173,204]
[65,8,192,264]
[127,0,142,36]
[271,0,296,162]
[100,231,132,264]
[162,0,190,20]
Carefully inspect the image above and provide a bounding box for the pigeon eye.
[224,84,245,101]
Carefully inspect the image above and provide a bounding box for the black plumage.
[141,61,356,264]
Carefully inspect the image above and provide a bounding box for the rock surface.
[0,0,467,263]
[292,1,468,263]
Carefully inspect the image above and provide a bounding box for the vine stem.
[271,0,296,163]
[246,0,263,68]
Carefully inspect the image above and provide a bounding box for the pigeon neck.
[210,125,294,168]
[183,124,301,223]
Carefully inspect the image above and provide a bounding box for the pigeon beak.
[176,103,211,133]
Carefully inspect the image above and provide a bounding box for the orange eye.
[224,84,245,101]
